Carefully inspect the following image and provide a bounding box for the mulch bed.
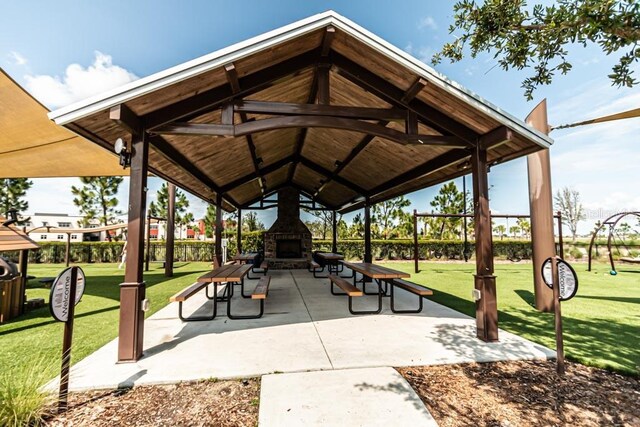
[398,360,640,427]
[45,378,260,427]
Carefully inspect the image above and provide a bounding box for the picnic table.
[316,252,344,274]
[233,252,259,264]
[340,261,409,295]
[198,263,253,298]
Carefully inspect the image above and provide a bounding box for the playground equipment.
[412,211,563,273]
[587,211,640,274]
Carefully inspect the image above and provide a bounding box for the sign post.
[541,257,578,375]
[49,266,85,413]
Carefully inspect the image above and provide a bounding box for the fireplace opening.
[276,239,302,258]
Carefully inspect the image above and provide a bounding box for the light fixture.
[114,138,131,169]
[256,157,263,165]
[334,160,342,168]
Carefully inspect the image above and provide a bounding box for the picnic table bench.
[329,274,381,315]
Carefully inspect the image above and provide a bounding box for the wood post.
[237,208,242,254]
[332,210,338,253]
[65,233,71,267]
[145,214,151,272]
[165,183,176,277]
[413,209,419,273]
[214,196,223,267]
[118,131,148,363]
[526,100,555,312]
[364,201,372,264]
[18,249,28,315]
[471,144,498,342]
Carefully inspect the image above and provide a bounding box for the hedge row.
[3,235,623,264]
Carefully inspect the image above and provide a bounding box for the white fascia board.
[49,10,551,149]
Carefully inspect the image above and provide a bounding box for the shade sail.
[0,69,127,178]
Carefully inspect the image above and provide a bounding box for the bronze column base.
[118,281,146,362]
[474,274,498,342]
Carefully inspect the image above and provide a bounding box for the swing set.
[411,210,564,273]
[587,211,640,274]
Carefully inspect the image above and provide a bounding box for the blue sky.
[1,1,638,234]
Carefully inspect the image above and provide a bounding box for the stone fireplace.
[263,187,312,269]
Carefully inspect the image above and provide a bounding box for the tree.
[203,204,216,239]
[434,0,640,100]
[179,212,194,239]
[371,196,411,239]
[517,218,531,238]
[554,187,585,241]
[494,224,507,240]
[349,213,365,239]
[243,211,264,232]
[71,177,123,241]
[149,182,190,224]
[303,209,334,240]
[426,182,471,239]
[509,225,520,238]
[0,178,33,217]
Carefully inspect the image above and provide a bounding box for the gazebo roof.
[0,219,39,251]
[49,11,552,212]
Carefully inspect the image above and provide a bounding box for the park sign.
[541,258,578,301]
[49,267,85,322]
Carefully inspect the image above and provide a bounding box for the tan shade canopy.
[0,69,127,178]
[0,219,39,251]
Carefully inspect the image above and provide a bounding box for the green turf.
[379,261,640,376]
[0,262,211,379]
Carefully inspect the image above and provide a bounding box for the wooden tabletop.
[316,252,344,261]
[233,252,259,262]
[198,263,252,283]
[340,262,410,279]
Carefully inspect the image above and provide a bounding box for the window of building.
[40,235,47,240]
[57,235,65,240]
[71,235,78,240]
[58,222,72,228]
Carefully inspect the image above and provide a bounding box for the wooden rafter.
[153,116,467,147]
[219,155,295,193]
[299,156,367,195]
[142,49,320,130]
[330,51,479,144]
[224,63,266,193]
[233,100,405,120]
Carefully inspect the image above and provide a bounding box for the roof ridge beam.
[219,155,295,193]
[299,156,367,196]
[233,100,406,120]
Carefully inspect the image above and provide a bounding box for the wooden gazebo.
[49,11,552,362]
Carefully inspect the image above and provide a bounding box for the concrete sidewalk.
[259,367,437,426]
[52,269,555,391]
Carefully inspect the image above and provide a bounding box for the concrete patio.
[54,268,555,392]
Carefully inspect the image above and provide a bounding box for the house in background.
[23,213,103,242]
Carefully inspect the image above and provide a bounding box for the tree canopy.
[434,0,640,99]
[71,177,123,240]
[0,178,32,217]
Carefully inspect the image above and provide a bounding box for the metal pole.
[463,175,469,262]
[332,211,338,253]
[18,249,28,316]
[58,266,78,413]
[413,209,419,273]
[215,196,223,268]
[237,208,242,254]
[165,183,176,277]
[551,256,565,375]
[364,202,372,264]
[526,99,555,312]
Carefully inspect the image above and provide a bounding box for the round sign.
[541,258,578,301]
[49,267,85,322]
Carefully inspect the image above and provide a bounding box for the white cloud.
[8,51,27,66]
[418,16,438,31]
[24,51,137,108]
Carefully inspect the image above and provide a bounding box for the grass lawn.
[380,260,640,376]
[0,262,211,380]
